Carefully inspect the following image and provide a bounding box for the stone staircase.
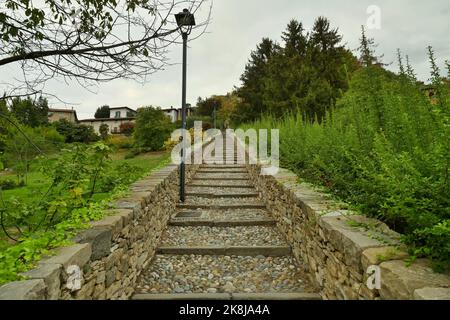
[132,140,320,300]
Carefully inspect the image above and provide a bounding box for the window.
[115,111,121,118]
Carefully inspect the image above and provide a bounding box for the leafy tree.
[95,105,110,119]
[99,123,109,140]
[196,96,222,117]
[0,0,209,98]
[9,96,49,127]
[134,107,174,151]
[54,119,100,144]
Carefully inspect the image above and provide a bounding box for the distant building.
[79,106,137,134]
[109,107,137,119]
[162,105,194,123]
[48,108,78,123]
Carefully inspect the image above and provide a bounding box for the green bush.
[0,179,24,190]
[133,106,174,151]
[54,119,100,144]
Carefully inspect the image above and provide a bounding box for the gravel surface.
[195,173,250,179]
[186,186,259,195]
[173,208,272,221]
[189,180,253,187]
[185,196,263,206]
[160,226,286,247]
[135,255,314,294]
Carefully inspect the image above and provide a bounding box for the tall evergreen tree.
[235,38,277,123]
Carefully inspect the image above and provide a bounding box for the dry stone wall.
[247,164,450,300]
[0,163,200,300]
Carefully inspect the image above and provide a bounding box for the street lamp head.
[175,9,196,28]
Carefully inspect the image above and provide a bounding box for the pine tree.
[281,19,308,57]
[235,38,277,123]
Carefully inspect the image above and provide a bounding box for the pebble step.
[172,208,273,222]
[160,226,287,247]
[188,184,254,188]
[132,292,322,300]
[134,254,315,295]
[169,218,277,227]
[156,246,291,256]
[192,177,250,181]
[201,165,247,168]
[177,204,266,210]
[197,170,248,174]
[185,192,259,198]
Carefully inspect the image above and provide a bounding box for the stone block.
[74,228,112,261]
[91,214,123,236]
[319,215,387,269]
[22,263,61,300]
[0,280,46,300]
[361,246,409,270]
[379,259,450,300]
[413,287,450,300]
[41,243,92,270]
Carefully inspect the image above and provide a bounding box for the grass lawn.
[0,149,170,205]
[0,149,170,247]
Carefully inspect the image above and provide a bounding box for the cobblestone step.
[197,170,248,173]
[171,208,273,222]
[185,192,259,198]
[160,226,287,247]
[134,255,315,295]
[186,186,259,195]
[192,177,250,181]
[177,203,266,210]
[169,218,277,227]
[132,292,322,300]
[201,165,247,169]
[157,246,291,256]
[188,183,254,188]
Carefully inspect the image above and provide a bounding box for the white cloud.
[1,0,449,119]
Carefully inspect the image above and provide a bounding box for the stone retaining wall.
[0,163,200,300]
[247,164,450,300]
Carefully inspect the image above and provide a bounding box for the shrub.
[54,119,100,144]
[119,122,135,136]
[107,135,134,149]
[0,179,24,190]
[134,106,174,151]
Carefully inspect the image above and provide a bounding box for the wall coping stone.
[0,279,46,300]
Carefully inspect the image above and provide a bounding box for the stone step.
[172,208,272,222]
[132,292,322,300]
[169,218,277,227]
[185,192,259,198]
[201,165,247,169]
[159,226,287,248]
[188,184,254,188]
[197,170,248,174]
[134,255,315,296]
[177,204,266,210]
[192,177,250,181]
[156,246,291,256]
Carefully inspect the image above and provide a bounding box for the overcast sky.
[3,0,450,119]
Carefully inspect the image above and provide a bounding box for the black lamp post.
[175,9,196,202]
